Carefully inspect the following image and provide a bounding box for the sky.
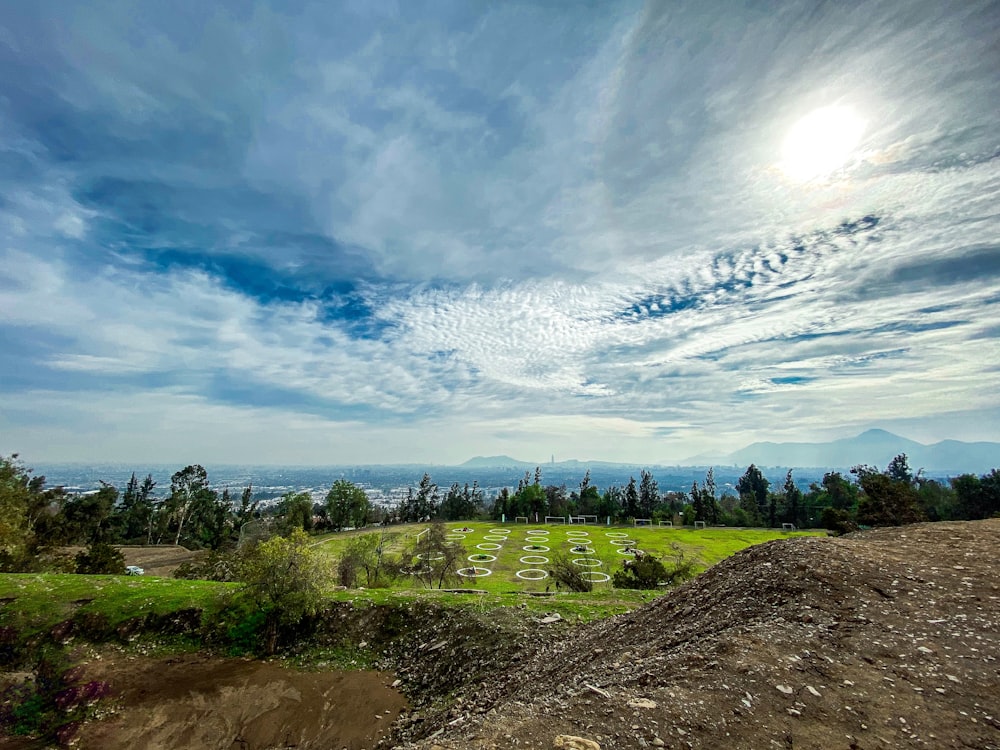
[1,0,999,466]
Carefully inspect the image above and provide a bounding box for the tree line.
[2,452,998,573]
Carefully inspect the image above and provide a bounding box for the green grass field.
[0,525,823,643]
[310,522,822,594]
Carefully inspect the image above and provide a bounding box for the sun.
[780,105,866,182]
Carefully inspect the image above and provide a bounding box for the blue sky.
[2,0,999,465]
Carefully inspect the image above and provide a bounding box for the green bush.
[549,552,593,592]
[613,550,696,590]
[820,507,858,535]
[74,542,125,575]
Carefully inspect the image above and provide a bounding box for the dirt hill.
[399,520,1000,749]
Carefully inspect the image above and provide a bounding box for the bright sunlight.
[780,105,866,182]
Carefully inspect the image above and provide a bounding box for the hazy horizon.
[2,1,999,465]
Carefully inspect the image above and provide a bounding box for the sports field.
[312,522,821,593]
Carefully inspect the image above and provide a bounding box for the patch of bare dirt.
[61,546,204,576]
[399,520,1000,749]
[72,653,407,750]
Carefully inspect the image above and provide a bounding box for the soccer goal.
[694,520,707,529]
[514,516,529,524]
[571,514,598,525]
[633,518,652,527]
[657,520,674,527]
[781,522,796,531]
[544,516,567,524]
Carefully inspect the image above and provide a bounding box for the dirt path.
[74,654,407,750]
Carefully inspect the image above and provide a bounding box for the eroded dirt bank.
[75,654,406,750]
[399,520,1000,749]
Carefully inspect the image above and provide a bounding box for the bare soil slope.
[74,653,406,750]
[403,521,1000,749]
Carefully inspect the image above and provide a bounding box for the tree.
[704,468,720,524]
[782,470,804,528]
[326,480,371,531]
[116,473,157,544]
[577,472,601,515]
[690,480,706,522]
[337,530,397,588]
[237,529,329,654]
[737,464,769,526]
[0,455,34,568]
[853,459,923,527]
[61,483,118,544]
[414,474,439,520]
[277,492,314,535]
[409,521,464,589]
[952,470,1000,520]
[822,471,857,511]
[623,477,639,520]
[164,465,214,546]
[440,483,478,521]
[639,470,658,518]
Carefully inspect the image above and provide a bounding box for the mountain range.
[463,429,999,474]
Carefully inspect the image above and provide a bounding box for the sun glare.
[780,105,866,182]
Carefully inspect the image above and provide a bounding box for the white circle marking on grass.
[605,532,628,538]
[522,545,550,552]
[515,569,549,580]
[468,554,497,563]
[617,547,644,556]
[482,535,507,541]
[580,571,611,582]
[416,552,444,561]
[477,543,502,550]
[456,567,492,578]
[520,555,549,565]
[572,558,602,567]
[489,529,510,535]
[609,539,636,546]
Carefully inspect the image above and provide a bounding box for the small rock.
[652,739,665,747]
[553,735,601,750]
[540,614,563,624]
[628,698,658,709]
[806,686,821,697]
[776,685,794,695]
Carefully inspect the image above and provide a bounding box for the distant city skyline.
[2,2,999,465]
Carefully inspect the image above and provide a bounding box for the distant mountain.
[697,429,998,473]
[459,455,535,468]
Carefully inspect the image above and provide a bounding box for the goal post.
[781,522,796,531]
[657,520,673,527]
[633,518,652,527]
[514,516,529,524]
[544,516,567,524]
[694,520,707,529]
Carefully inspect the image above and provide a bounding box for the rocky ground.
[396,520,1000,750]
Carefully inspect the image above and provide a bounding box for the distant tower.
[551,454,555,465]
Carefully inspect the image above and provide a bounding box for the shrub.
[549,552,593,592]
[0,645,112,745]
[820,507,858,535]
[74,542,125,575]
[174,550,239,581]
[613,550,696,590]
[236,529,330,654]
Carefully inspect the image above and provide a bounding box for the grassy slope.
[309,522,822,593]
[0,525,822,642]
